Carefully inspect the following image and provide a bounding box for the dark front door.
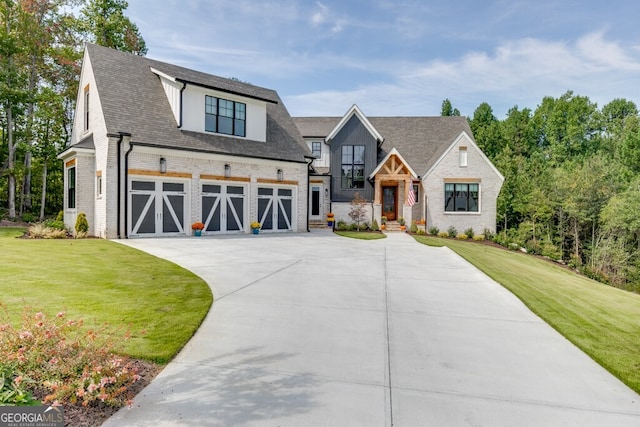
[382,186,397,221]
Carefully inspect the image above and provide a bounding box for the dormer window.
[205,95,246,137]
[311,141,321,158]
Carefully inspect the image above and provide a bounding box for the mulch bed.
[31,360,163,427]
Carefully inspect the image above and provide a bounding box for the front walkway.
[105,231,640,426]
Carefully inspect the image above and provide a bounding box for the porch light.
[159,157,166,174]
[225,164,231,178]
[277,169,283,181]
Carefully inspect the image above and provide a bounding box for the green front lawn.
[334,230,387,240]
[414,235,640,394]
[0,229,212,363]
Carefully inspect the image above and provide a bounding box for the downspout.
[305,157,314,232]
[107,132,125,239]
[124,142,134,238]
[177,82,187,128]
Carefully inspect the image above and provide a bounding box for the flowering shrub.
[0,307,141,408]
[191,221,204,230]
[250,221,261,229]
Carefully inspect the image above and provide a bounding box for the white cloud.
[311,2,329,26]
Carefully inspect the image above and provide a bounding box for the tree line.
[0,0,145,221]
[443,93,640,292]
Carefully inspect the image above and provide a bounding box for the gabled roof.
[293,114,473,175]
[78,44,310,163]
[326,105,383,144]
[368,148,418,179]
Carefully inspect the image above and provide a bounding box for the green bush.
[75,212,89,236]
[464,227,474,239]
[336,220,348,231]
[438,231,449,238]
[447,226,458,238]
[0,365,37,405]
[428,226,439,235]
[409,221,418,233]
[473,234,485,241]
[22,212,36,223]
[416,229,425,235]
[55,210,64,222]
[371,219,379,231]
[456,233,469,240]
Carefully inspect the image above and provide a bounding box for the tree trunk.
[21,57,38,215]
[7,104,16,218]
[40,158,47,221]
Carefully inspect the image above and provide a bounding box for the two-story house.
[58,44,312,238]
[295,105,504,234]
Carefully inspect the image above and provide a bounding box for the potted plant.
[327,212,335,227]
[250,221,261,234]
[398,217,406,231]
[191,221,204,236]
[380,216,387,230]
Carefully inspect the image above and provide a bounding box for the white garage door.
[201,183,246,233]
[129,180,187,237]
[257,187,294,231]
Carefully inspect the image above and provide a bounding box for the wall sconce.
[325,188,329,196]
[277,169,283,181]
[224,164,231,178]
[159,157,166,174]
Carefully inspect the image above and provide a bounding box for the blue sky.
[127,0,640,118]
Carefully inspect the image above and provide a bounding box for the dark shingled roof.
[82,44,310,163]
[293,115,473,176]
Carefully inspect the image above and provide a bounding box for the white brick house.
[295,105,504,233]
[59,44,312,238]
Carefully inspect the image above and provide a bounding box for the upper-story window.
[341,145,365,189]
[459,146,467,167]
[83,85,90,131]
[205,95,246,137]
[312,141,321,158]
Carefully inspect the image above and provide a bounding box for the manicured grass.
[334,230,387,240]
[0,229,212,363]
[413,235,640,394]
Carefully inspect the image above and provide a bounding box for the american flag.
[407,185,416,206]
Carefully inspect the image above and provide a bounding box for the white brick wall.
[424,133,503,234]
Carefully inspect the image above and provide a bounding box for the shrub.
[428,226,439,235]
[27,224,68,239]
[75,212,89,236]
[409,221,418,233]
[438,231,449,238]
[447,226,457,238]
[464,227,474,239]
[336,220,348,231]
[0,307,141,408]
[416,229,425,235]
[398,217,405,226]
[473,234,485,241]
[44,219,66,231]
[22,212,36,223]
[0,365,37,405]
[456,233,469,240]
[371,219,379,231]
[55,210,64,222]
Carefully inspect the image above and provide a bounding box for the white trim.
[368,147,418,180]
[423,131,505,182]
[149,67,177,82]
[326,104,383,143]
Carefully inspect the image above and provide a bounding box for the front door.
[382,186,397,221]
[309,184,323,220]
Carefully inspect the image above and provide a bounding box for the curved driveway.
[105,230,639,426]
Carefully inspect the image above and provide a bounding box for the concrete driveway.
[104,230,639,426]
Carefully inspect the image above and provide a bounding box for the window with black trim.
[68,167,76,209]
[312,141,321,158]
[205,95,246,137]
[445,183,478,212]
[413,184,419,204]
[341,145,365,189]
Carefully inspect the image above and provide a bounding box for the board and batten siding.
[329,115,378,202]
